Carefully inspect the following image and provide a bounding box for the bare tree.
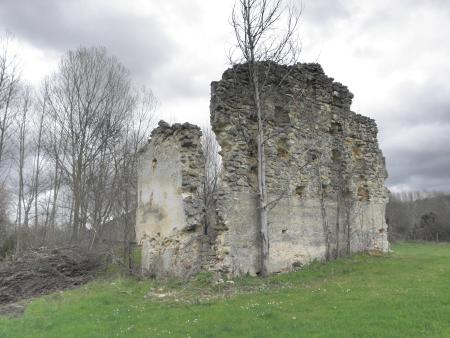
[0,40,157,263]
[200,126,221,235]
[0,184,13,257]
[15,86,33,254]
[316,157,332,261]
[0,33,20,168]
[32,100,45,229]
[230,0,300,276]
[88,86,157,274]
[43,46,136,242]
[387,192,450,242]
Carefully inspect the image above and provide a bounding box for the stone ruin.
[136,62,389,277]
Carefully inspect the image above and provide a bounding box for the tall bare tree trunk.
[72,186,80,242]
[231,0,300,276]
[335,197,341,258]
[33,107,45,228]
[317,164,330,261]
[16,89,30,255]
[346,210,351,255]
[48,159,61,245]
[250,63,269,276]
[0,34,19,167]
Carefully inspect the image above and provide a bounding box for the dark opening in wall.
[273,105,291,124]
[352,144,362,158]
[357,185,369,201]
[277,138,289,160]
[295,185,306,198]
[331,149,342,162]
[329,122,343,135]
[307,149,319,162]
[246,157,258,189]
[152,158,157,169]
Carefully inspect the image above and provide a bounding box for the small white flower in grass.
[292,316,296,320]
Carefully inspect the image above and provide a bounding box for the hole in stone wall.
[273,105,291,124]
[295,185,306,198]
[357,185,369,201]
[152,158,157,169]
[292,261,302,269]
[248,139,257,158]
[307,149,319,162]
[331,149,342,162]
[282,229,287,234]
[277,138,289,160]
[352,144,362,158]
[329,122,343,135]
[246,158,258,189]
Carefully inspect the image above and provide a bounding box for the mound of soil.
[0,247,103,306]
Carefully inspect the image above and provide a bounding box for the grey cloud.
[0,0,213,105]
[302,0,350,25]
[407,0,450,11]
[155,65,212,101]
[385,152,450,193]
[384,122,450,191]
[376,82,450,130]
[0,0,174,84]
[374,78,450,191]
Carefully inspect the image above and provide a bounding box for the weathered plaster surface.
[136,121,206,277]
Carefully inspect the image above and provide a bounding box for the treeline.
[0,34,156,259]
[387,191,450,242]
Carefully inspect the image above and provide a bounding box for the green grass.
[1,243,449,337]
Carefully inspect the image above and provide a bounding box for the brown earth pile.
[0,247,102,305]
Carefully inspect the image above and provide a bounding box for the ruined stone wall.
[210,62,389,275]
[137,62,389,278]
[136,121,206,277]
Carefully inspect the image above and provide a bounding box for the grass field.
[1,242,449,337]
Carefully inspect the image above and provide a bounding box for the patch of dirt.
[144,278,275,305]
[0,302,28,318]
[0,247,103,310]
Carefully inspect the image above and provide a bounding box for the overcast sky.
[1,0,449,192]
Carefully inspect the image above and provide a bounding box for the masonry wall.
[210,62,389,275]
[136,121,207,277]
[136,62,389,278]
